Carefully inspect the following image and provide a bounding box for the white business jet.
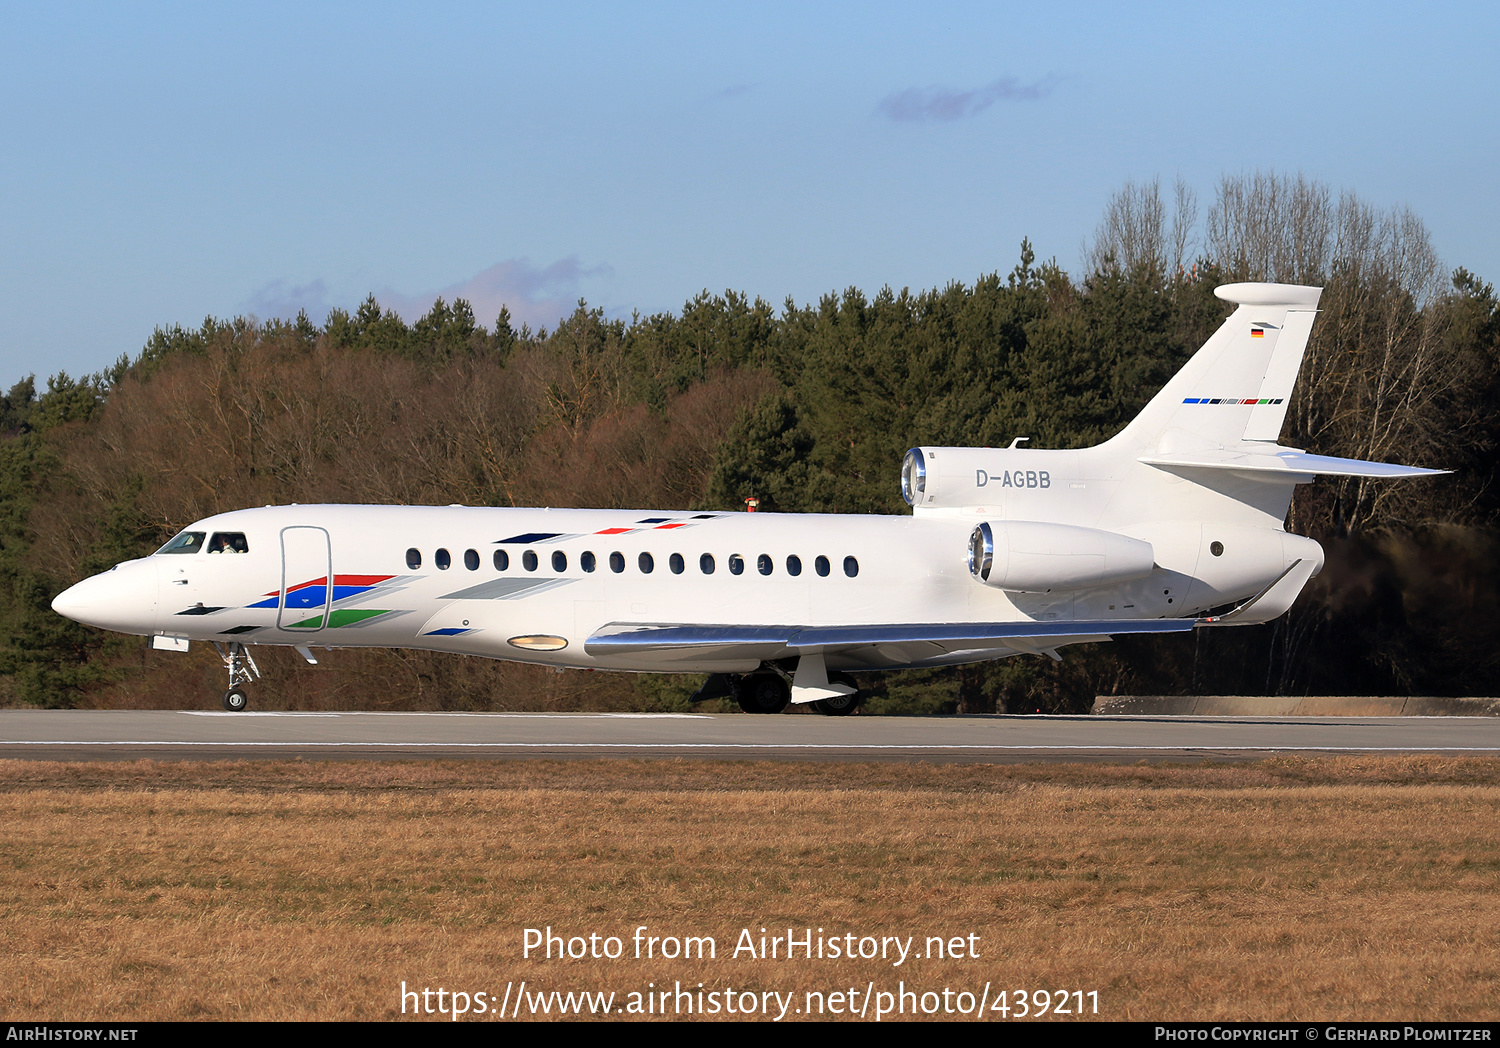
[52,283,1443,713]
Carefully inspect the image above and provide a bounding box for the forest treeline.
[4,172,1499,712]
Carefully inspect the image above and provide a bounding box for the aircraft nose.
[51,561,158,636]
[50,580,88,620]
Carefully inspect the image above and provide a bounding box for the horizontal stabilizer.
[1141,447,1448,480]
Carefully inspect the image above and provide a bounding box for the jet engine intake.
[968,521,1156,593]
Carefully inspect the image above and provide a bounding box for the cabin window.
[786,555,802,576]
[757,553,773,576]
[815,555,831,577]
[464,549,480,571]
[407,548,422,570]
[844,556,859,578]
[552,551,567,572]
[581,551,596,573]
[609,551,625,573]
[669,553,684,574]
[157,531,206,555]
[208,532,248,554]
[699,553,715,575]
[522,550,538,572]
[436,548,451,570]
[639,552,654,574]
[729,554,744,576]
[494,549,509,570]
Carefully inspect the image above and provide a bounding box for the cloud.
[878,75,1054,122]
[379,257,613,332]
[242,278,337,323]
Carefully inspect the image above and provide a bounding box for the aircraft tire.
[815,674,862,716]
[222,687,248,712]
[735,673,790,714]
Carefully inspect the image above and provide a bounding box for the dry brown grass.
[2,757,1497,1022]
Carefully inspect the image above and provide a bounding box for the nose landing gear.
[213,641,261,711]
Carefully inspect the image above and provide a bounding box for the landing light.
[508,635,568,651]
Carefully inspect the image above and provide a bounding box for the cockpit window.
[156,531,206,555]
[208,532,249,554]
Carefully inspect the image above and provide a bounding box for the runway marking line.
[4,741,1500,752]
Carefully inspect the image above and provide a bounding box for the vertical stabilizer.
[1111,282,1322,452]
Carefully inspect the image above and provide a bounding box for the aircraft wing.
[584,618,1196,671]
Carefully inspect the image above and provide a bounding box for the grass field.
[2,757,1497,1022]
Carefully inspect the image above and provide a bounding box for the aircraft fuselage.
[52,500,1300,676]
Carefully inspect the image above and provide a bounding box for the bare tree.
[1205,171,1334,284]
[1284,198,1447,533]
[1169,179,1199,277]
[1180,170,1453,531]
[1084,176,1198,281]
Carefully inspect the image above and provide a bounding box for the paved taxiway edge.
[4,710,1500,763]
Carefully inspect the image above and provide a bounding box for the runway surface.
[3,709,1499,762]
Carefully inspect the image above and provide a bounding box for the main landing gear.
[690,669,863,716]
[736,673,791,714]
[214,641,261,711]
[809,673,861,716]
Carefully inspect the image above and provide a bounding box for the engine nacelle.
[967,520,1156,593]
[903,445,1075,510]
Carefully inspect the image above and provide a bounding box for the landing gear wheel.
[815,692,861,716]
[815,673,862,716]
[214,641,260,711]
[736,673,790,714]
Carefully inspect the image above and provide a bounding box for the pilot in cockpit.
[208,532,249,554]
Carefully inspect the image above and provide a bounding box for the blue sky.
[2,1,1496,382]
